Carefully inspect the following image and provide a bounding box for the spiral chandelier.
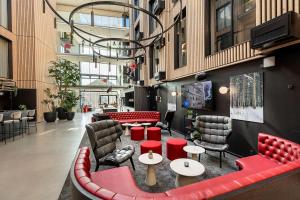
[43,0,182,61]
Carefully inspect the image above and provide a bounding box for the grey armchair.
[86,120,135,171]
[192,115,232,168]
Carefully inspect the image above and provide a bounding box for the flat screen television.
[181,81,213,110]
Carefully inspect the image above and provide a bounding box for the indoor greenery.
[19,104,27,111]
[41,88,57,112]
[61,90,79,112]
[48,58,80,109]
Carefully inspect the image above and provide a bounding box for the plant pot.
[44,112,57,123]
[66,112,75,121]
[57,107,67,120]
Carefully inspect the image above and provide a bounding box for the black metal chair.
[3,111,23,141]
[86,120,135,171]
[21,110,37,134]
[155,111,175,135]
[0,114,5,144]
[192,115,232,168]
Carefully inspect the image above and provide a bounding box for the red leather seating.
[106,112,160,124]
[73,133,300,200]
[131,127,144,141]
[147,127,161,141]
[166,138,188,160]
[140,140,162,155]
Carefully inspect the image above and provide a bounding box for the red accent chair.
[130,127,144,141]
[71,133,300,200]
[166,138,188,160]
[147,127,161,141]
[140,140,162,155]
[106,111,160,124]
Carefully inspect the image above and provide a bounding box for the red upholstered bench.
[106,111,160,124]
[131,127,144,141]
[167,138,188,160]
[71,133,300,200]
[140,140,162,155]
[147,127,161,141]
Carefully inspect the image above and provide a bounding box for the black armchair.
[192,115,232,168]
[155,111,175,135]
[85,120,135,171]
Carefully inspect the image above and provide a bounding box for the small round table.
[141,123,152,135]
[130,123,142,127]
[122,123,131,136]
[183,146,205,161]
[139,153,163,186]
[170,158,205,187]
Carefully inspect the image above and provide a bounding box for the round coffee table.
[138,153,163,186]
[183,146,205,161]
[130,123,142,127]
[170,158,205,187]
[122,123,131,136]
[141,123,152,135]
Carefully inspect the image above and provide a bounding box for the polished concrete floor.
[0,113,90,200]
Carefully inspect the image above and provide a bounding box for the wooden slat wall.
[15,0,57,121]
[134,0,300,84]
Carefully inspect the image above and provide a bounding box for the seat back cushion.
[86,120,122,160]
[195,115,232,144]
[106,112,160,121]
[258,133,300,164]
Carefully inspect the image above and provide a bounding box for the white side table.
[183,146,205,161]
[141,123,152,135]
[130,123,142,127]
[138,153,163,186]
[122,123,131,136]
[170,158,205,187]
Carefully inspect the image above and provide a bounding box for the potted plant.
[62,90,79,120]
[186,109,194,119]
[41,88,57,123]
[48,59,80,120]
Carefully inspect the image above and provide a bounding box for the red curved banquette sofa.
[70,133,300,200]
[105,112,160,124]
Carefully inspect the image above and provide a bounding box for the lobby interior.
[0,0,300,200]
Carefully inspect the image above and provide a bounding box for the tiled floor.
[0,113,91,200]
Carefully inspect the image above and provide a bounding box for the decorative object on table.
[85,120,135,171]
[230,72,263,123]
[140,140,162,155]
[193,115,232,168]
[181,81,213,110]
[166,138,188,160]
[41,88,57,123]
[170,158,205,187]
[48,59,80,120]
[139,153,163,186]
[183,145,205,161]
[155,110,175,136]
[148,150,153,159]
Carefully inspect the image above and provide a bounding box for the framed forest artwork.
[230,72,264,123]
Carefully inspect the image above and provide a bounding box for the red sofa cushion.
[91,166,167,198]
[236,155,279,172]
[107,112,160,124]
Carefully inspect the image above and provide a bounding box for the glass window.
[0,0,8,28]
[217,4,231,32]
[109,96,117,105]
[80,62,90,74]
[100,96,109,105]
[109,65,117,76]
[90,63,99,75]
[174,8,187,69]
[0,37,10,78]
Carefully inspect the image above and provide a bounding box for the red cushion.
[140,140,162,155]
[236,155,280,172]
[166,138,187,160]
[131,127,145,141]
[91,166,167,198]
[147,127,161,141]
[106,112,160,123]
[95,188,116,200]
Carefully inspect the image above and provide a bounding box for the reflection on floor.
[0,113,91,200]
[59,129,238,199]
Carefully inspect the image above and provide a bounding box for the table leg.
[144,126,148,135]
[146,165,157,186]
[124,126,130,136]
[191,153,198,161]
[175,174,198,187]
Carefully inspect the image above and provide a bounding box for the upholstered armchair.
[192,115,232,168]
[86,120,135,171]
